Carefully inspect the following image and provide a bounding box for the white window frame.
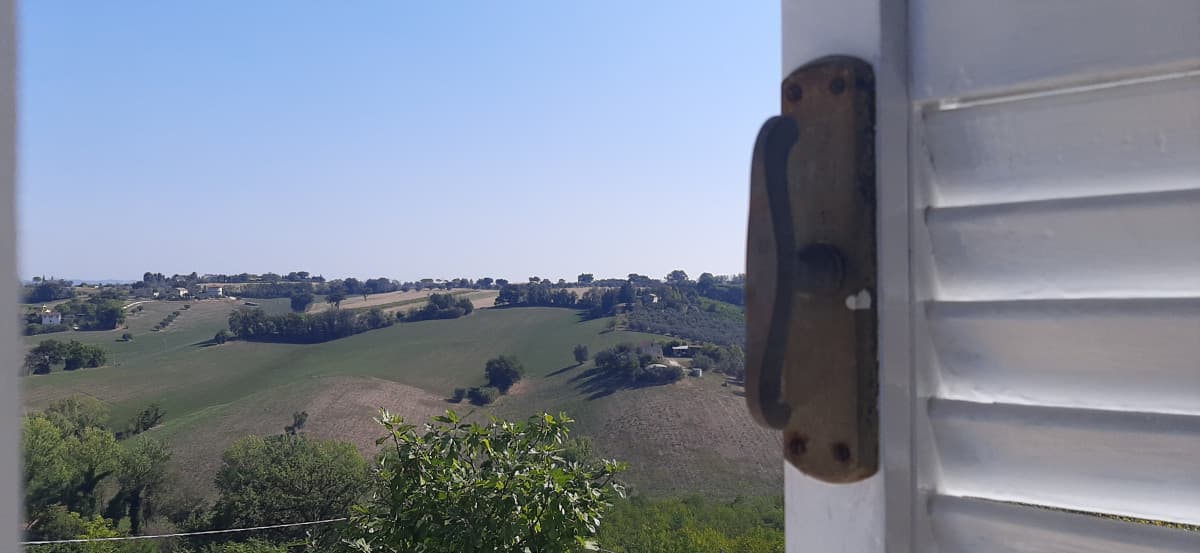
[781,0,916,552]
[1,0,21,549]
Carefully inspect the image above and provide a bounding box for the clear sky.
[18,2,778,282]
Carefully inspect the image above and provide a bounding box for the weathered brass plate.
[744,56,878,483]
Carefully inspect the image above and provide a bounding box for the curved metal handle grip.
[749,115,798,430]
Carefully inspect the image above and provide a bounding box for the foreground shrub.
[340,411,626,553]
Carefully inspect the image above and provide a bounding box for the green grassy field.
[23,299,781,500]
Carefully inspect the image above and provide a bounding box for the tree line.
[227,293,474,344]
[227,307,390,344]
[24,278,76,303]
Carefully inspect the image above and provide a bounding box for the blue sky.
[18,2,778,282]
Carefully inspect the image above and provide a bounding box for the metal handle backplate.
[744,55,878,484]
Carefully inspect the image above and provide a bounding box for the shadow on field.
[545,363,581,378]
[570,367,662,401]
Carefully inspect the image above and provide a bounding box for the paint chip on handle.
[845,289,872,310]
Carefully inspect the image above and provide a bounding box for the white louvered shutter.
[782,1,1200,552]
[911,1,1200,551]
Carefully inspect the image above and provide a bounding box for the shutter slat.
[923,73,1200,207]
[912,0,1200,101]
[928,298,1200,414]
[930,399,1200,524]
[927,189,1200,301]
[932,495,1200,553]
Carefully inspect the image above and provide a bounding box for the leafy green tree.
[25,339,66,375]
[617,281,636,304]
[66,427,122,517]
[213,434,368,532]
[43,395,110,436]
[213,329,230,344]
[666,269,689,285]
[290,292,315,312]
[61,341,108,371]
[112,438,171,535]
[573,344,589,365]
[94,303,125,330]
[484,355,525,393]
[340,411,626,553]
[327,293,346,309]
[577,273,594,284]
[22,416,74,517]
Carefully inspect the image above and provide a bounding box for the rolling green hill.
[22,299,781,500]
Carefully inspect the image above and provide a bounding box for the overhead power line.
[23,517,627,552]
[21,517,348,545]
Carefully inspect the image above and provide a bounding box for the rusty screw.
[785,83,803,103]
[788,435,808,456]
[832,442,851,463]
[829,77,846,95]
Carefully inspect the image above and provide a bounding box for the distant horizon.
[17,3,776,282]
[22,266,744,286]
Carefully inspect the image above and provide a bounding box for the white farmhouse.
[201,285,223,299]
[40,305,61,325]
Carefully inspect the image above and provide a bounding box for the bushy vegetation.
[115,404,165,440]
[22,395,781,553]
[22,396,172,540]
[24,278,76,303]
[594,343,683,385]
[290,292,315,312]
[626,301,744,346]
[25,322,69,336]
[403,292,474,321]
[234,282,313,299]
[153,308,183,331]
[666,341,747,380]
[339,411,626,553]
[53,295,126,331]
[484,355,525,392]
[467,385,501,405]
[24,339,108,375]
[598,495,784,553]
[212,434,368,535]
